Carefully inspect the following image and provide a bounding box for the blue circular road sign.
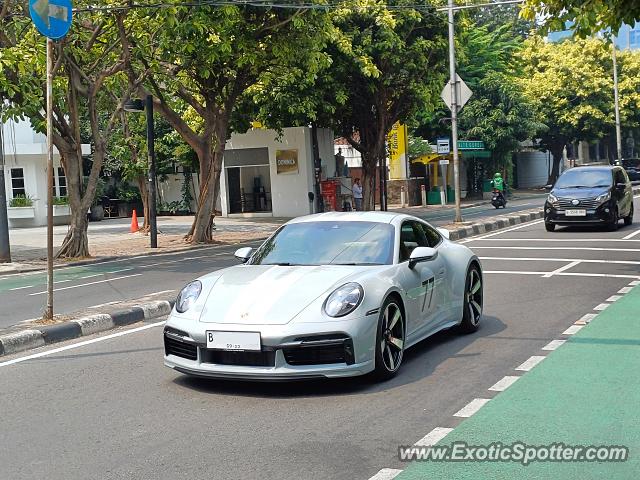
[29,0,73,40]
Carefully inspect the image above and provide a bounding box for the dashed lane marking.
[593,303,610,311]
[414,427,454,447]
[479,256,640,266]
[563,324,585,335]
[472,246,640,253]
[575,313,598,325]
[623,229,640,240]
[367,469,403,480]
[453,398,491,418]
[618,287,633,294]
[606,295,623,302]
[483,271,640,280]
[469,219,545,241]
[542,339,566,351]
[542,261,581,278]
[488,376,520,392]
[515,356,546,371]
[28,274,143,296]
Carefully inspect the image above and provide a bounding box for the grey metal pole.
[45,38,54,319]
[0,125,10,263]
[612,39,623,162]
[146,95,158,248]
[448,0,463,223]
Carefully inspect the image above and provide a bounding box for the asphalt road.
[0,195,545,327]
[1,195,638,480]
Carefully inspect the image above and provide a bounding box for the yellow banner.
[387,122,408,179]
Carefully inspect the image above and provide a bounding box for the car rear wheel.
[624,205,634,226]
[545,222,555,232]
[607,208,619,231]
[459,265,483,334]
[373,297,405,381]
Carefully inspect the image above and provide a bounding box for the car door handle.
[438,268,446,276]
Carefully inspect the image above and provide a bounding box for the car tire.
[624,205,634,226]
[458,265,483,334]
[545,222,555,232]
[373,296,405,381]
[607,208,619,231]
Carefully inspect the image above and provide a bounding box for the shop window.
[10,168,26,197]
[53,167,67,197]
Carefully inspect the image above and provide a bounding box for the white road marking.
[0,320,165,368]
[146,289,175,296]
[593,303,610,311]
[618,287,633,294]
[414,427,454,447]
[479,256,640,266]
[88,301,121,309]
[622,229,640,240]
[9,285,34,291]
[488,376,520,392]
[104,268,134,274]
[474,238,640,242]
[473,246,640,253]
[28,274,143,296]
[630,280,640,286]
[367,469,403,480]
[453,398,491,418]
[542,339,566,351]
[606,295,623,302]
[575,313,598,325]
[563,324,585,335]
[543,260,581,278]
[80,274,101,279]
[483,271,640,280]
[516,355,546,371]
[470,219,545,240]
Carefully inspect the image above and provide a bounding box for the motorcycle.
[491,189,507,209]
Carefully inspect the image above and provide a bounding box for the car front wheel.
[545,222,555,232]
[607,208,619,231]
[624,205,634,226]
[459,265,483,334]
[373,297,405,381]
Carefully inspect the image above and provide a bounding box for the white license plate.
[565,209,587,216]
[206,331,261,351]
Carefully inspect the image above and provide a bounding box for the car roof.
[566,165,614,172]
[287,211,402,224]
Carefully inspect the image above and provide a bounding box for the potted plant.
[52,196,71,216]
[7,194,36,219]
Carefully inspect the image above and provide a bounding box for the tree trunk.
[56,202,89,258]
[136,176,150,232]
[547,142,565,185]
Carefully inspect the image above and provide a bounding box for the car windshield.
[554,169,612,189]
[249,221,395,266]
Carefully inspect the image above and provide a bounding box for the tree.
[1,2,134,258]
[324,1,448,210]
[518,37,615,183]
[522,0,640,37]
[119,2,329,242]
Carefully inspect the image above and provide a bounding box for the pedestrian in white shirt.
[353,178,363,211]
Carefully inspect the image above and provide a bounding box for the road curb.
[0,300,174,358]
[447,208,544,241]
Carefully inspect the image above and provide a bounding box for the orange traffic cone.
[130,209,139,233]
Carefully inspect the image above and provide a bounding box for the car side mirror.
[408,247,438,269]
[436,227,450,240]
[234,247,253,263]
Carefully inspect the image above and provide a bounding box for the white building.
[219,126,333,218]
[2,118,90,228]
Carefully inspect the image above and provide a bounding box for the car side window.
[419,223,442,248]
[615,169,626,185]
[399,221,429,262]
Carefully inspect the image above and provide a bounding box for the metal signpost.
[29,0,72,319]
[436,138,450,207]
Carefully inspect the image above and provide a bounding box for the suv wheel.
[624,205,634,226]
[608,208,619,231]
[545,222,555,232]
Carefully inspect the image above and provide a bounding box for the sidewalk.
[398,284,640,479]
[1,215,285,274]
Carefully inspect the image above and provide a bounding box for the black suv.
[544,165,634,232]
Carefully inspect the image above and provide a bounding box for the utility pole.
[0,122,10,263]
[612,37,623,162]
[447,0,463,223]
[146,95,158,248]
[45,37,54,319]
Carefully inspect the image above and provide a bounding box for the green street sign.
[458,140,485,150]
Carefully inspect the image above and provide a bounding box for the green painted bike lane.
[398,285,640,480]
[0,263,134,292]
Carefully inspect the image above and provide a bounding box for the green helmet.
[494,172,502,178]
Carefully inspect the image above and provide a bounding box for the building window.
[630,30,640,48]
[10,168,26,198]
[53,167,67,198]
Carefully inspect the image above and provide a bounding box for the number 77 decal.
[421,277,435,312]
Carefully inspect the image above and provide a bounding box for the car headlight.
[176,281,202,313]
[548,193,558,204]
[324,283,363,318]
[595,192,611,203]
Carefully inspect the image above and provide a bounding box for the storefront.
[219,126,333,218]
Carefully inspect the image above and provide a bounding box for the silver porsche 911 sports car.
[164,211,483,381]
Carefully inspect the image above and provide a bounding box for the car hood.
[552,186,610,198]
[198,264,364,325]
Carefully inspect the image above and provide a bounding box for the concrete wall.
[219,126,331,218]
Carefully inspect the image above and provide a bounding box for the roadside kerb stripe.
[0,300,175,357]
[414,427,454,447]
[453,398,491,418]
[367,469,403,480]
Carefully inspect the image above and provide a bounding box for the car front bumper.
[163,313,377,380]
[544,201,615,225]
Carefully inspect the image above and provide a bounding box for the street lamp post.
[612,37,623,162]
[124,95,158,248]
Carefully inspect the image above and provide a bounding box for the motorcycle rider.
[491,172,506,204]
